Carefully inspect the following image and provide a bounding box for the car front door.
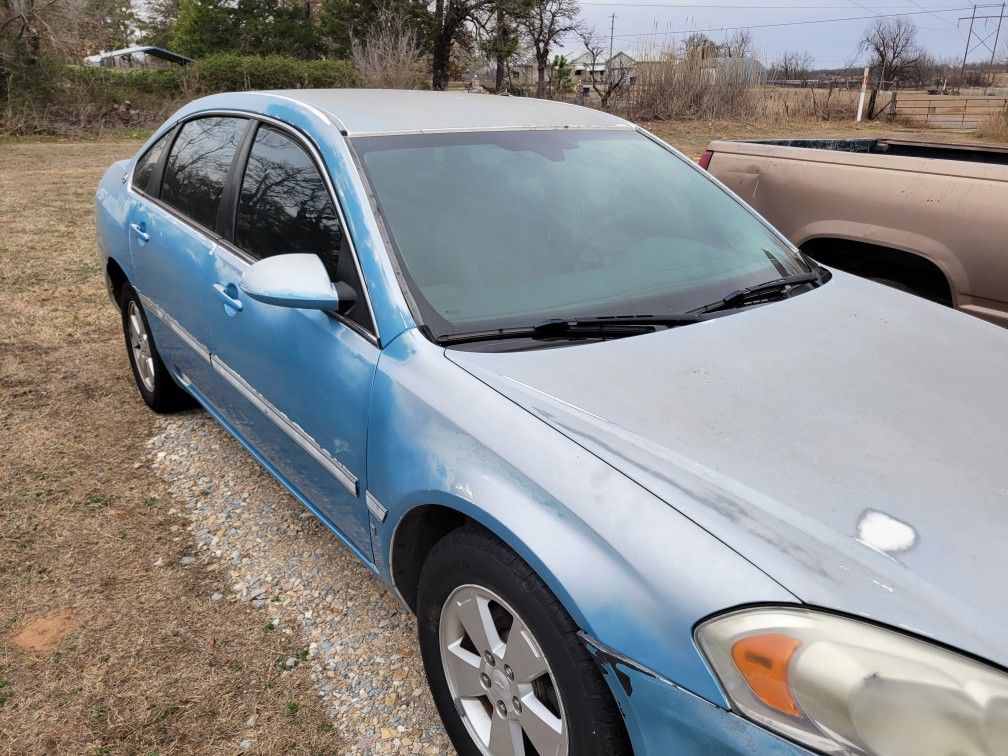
[127,115,250,388]
[203,122,378,559]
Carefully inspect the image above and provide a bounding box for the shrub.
[350,7,427,89]
[624,53,759,121]
[190,54,359,91]
[1,55,361,136]
[978,108,1008,142]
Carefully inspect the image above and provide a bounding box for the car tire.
[417,525,632,756]
[119,283,195,413]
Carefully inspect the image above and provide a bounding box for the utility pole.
[957,3,1006,92]
[604,12,612,82]
[960,4,977,89]
[608,13,615,63]
[987,3,1005,94]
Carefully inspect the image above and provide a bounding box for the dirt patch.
[8,609,77,653]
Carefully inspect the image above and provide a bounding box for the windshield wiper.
[693,271,822,315]
[437,313,702,346]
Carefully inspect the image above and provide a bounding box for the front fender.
[366,330,796,706]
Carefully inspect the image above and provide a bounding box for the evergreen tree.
[170,0,236,57]
[319,0,431,59]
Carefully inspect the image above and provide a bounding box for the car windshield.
[353,128,816,340]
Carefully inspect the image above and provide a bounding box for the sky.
[557,1,1008,68]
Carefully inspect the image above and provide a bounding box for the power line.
[956,3,1006,88]
[579,2,962,6]
[905,0,960,25]
[606,5,974,38]
[845,0,883,17]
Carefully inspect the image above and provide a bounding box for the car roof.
[256,89,634,136]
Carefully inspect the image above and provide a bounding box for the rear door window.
[161,116,247,230]
[132,130,172,194]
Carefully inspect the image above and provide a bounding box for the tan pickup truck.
[700,138,1008,327]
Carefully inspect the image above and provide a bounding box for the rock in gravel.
[148,415,453,754]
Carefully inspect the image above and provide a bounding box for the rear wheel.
[417,525,631,756]
[119,283,195,413]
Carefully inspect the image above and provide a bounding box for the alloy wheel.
[127,300,156,392]
[439,584,568,756]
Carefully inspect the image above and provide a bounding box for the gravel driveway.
[148,413,454,754]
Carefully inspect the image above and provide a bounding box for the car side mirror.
[239,253,356,314]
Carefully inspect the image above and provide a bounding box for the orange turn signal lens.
[730,633,802,717]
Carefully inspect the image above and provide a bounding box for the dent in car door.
[203,123,378,558]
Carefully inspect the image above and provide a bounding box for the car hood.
[446,271,1008,668]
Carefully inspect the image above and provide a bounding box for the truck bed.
[701,136,1008,327]
[729,138,1008,165]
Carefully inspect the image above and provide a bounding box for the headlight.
[696,607,1008,755]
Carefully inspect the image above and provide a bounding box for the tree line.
[1,0,1005,100]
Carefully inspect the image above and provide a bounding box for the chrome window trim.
[210,355,359,497]
[125,108,381,345]
[347,123,638,138]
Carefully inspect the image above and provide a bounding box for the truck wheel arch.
[800,236,955,307]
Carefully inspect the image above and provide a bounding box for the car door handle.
[129,222,149,243]
[212,283,243,312]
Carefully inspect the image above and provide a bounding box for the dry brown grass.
[0,140,343,754]
[978,109,1008,142]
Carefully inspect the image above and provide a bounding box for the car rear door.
[127,115,251,389]
[202,121,378,559]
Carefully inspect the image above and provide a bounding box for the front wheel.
[417,525,631,756]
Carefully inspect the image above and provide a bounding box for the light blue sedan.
[95,90,1008,756]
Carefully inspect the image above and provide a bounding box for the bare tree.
[770,50,814,83]
[1,0,82,67]
[719,28,752,59]
[858,15,924,117]
[914,52,959,91]
[681,32,717,61]
[859,15,923,105]
[351,6,426,88]
[518,0,578,97]
[577,25,631,108]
